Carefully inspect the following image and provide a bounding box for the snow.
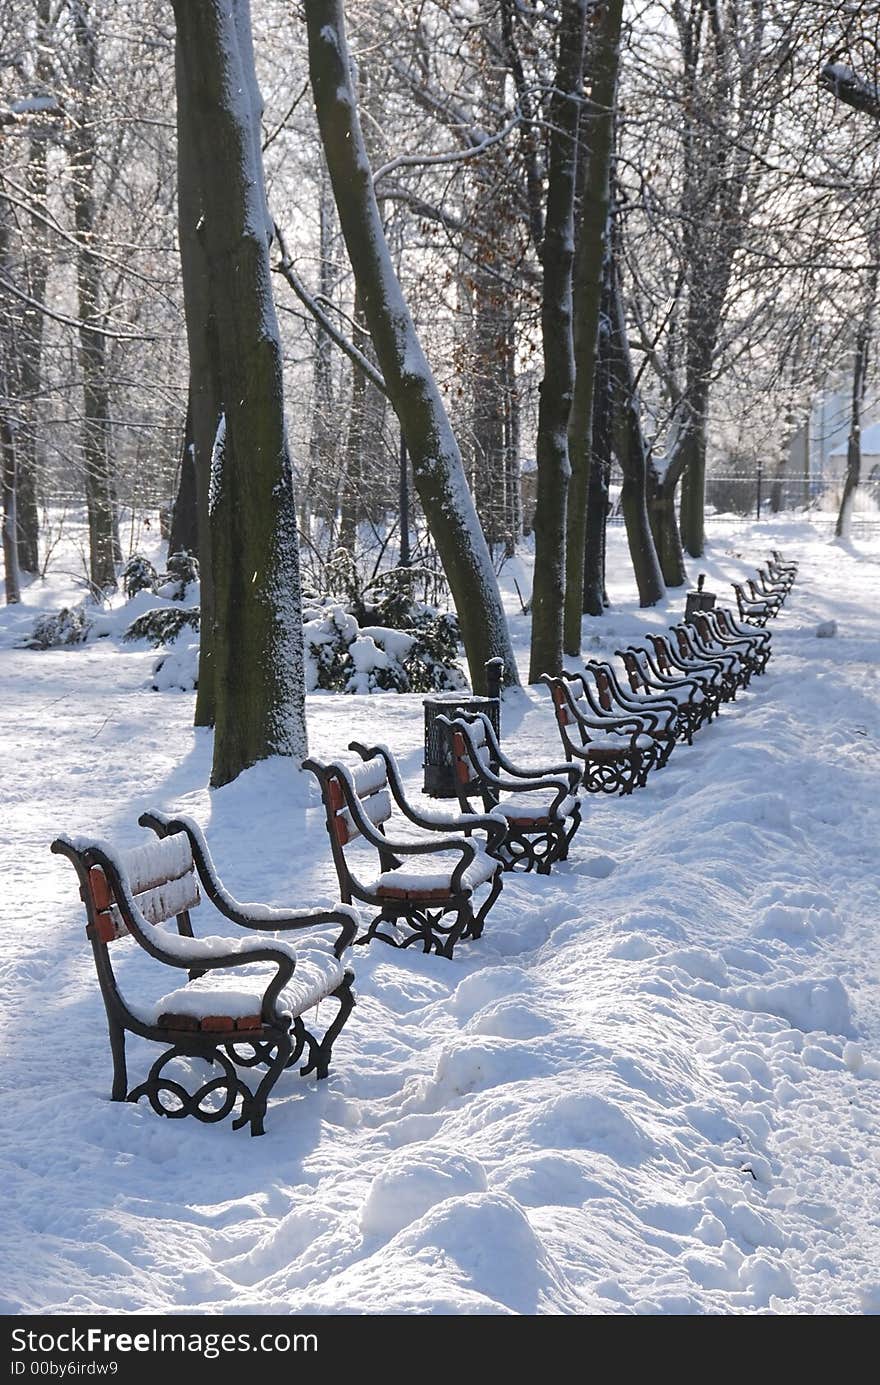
[1,515,879,1314]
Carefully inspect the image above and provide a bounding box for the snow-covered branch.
[273,223,388,397]
[820,63,880,121]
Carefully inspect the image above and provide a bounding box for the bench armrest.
[347,741,509,852]
[138,811,358,958]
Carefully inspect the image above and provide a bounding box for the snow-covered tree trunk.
[528,0,587,682]
[304,167,337,535]
[168,395,199,558]
[836,259,877,539]
[14,2,52,577]
[564,0,623,653]
[70,4,119,595]
[583,305,612,616]
[607,265,665,606]
[1,411,21,604]
[647,462,688,588]
[304,0,518,693]
[173,0,308,787]
[174,25,222,728]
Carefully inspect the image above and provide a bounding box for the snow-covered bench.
[646,631,736,704]
[541,673,660,794]
[303,751,505,959]
[770,550,798,581]
[667,624,750,696]
[564,667,678,764]
[51,815,357,1136]
[746,576,785,616]
[733,582,776,627]
[615,646,716,734]
[757,564,794,599]
[690,608,771,678]
[584,659,695,746]
[435,711,583,875]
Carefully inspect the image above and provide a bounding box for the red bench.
[304,753,504,958]
[51,813,356,1136]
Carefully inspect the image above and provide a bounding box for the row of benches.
[51,552,796,1135]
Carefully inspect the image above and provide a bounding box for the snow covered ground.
[1,517,878,1315]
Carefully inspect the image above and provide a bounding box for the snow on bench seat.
[370,849,497,901]
[134,937,349,1032]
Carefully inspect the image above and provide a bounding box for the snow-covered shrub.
[26,603,93,649]
[302,602,464,694]
[157,550,199,602]
[347,631,409,693]
[404,612,467,692]
[121,553,159,599]
[123,606,200,647]
[303,606,360,691]
[152,640,198,692]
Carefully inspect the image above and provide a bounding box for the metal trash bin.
[422,658,504,797]
[685,573,716,624]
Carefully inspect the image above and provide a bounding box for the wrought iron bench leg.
[108,1019,128,1102]
[299,973,356,1081]
[237,1035,294,1137]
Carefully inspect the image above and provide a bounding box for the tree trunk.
[528,0,587,682]
[70,6,118,594]
[1,413,21,604]
[305,0,518,693]
[175,23,223,727]
[583,313,612,616]
[304,167,338,534]
[11,0,54,576]
[648,476,687,587]
[173,0,308,787]
[503,321,521,557]
[678,380,709,558]
[168,393,199,557]
[836,259,877,539]
[564,0,623,654]
[338,288,368,554]
[607,264,665,605]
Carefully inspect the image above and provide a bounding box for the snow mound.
[360,1149,488,1239]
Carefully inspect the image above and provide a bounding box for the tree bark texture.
[305,0,518,693]
[607,265,665,606]
[168,393,199,558]
[175,21,223,726]
[173,0,308,787]
[564,0,623,654]
[583,310,612,617]
[70,5,119,594]
[528,0,587,682]
[1,413,21,604]
[836,258,877,539]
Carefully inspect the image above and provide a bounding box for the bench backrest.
[589,665,614,712]
[650,637,673,674]
[672,626,693,659]
[86,833,200,943]
[324,760,393,848]
[620,650,646,692]
[450,718,491,786]
[549,679,573,727]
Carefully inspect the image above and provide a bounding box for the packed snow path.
[1,520,878,1314]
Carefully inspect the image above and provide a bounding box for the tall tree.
[70,1,119,593]
[607,258,665,604]
[565,0,626,652]
[528,0,587,682]
[836,251,878,540]
[174,9,224,728]
[173,0,308,786]
[304,0,518,694]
